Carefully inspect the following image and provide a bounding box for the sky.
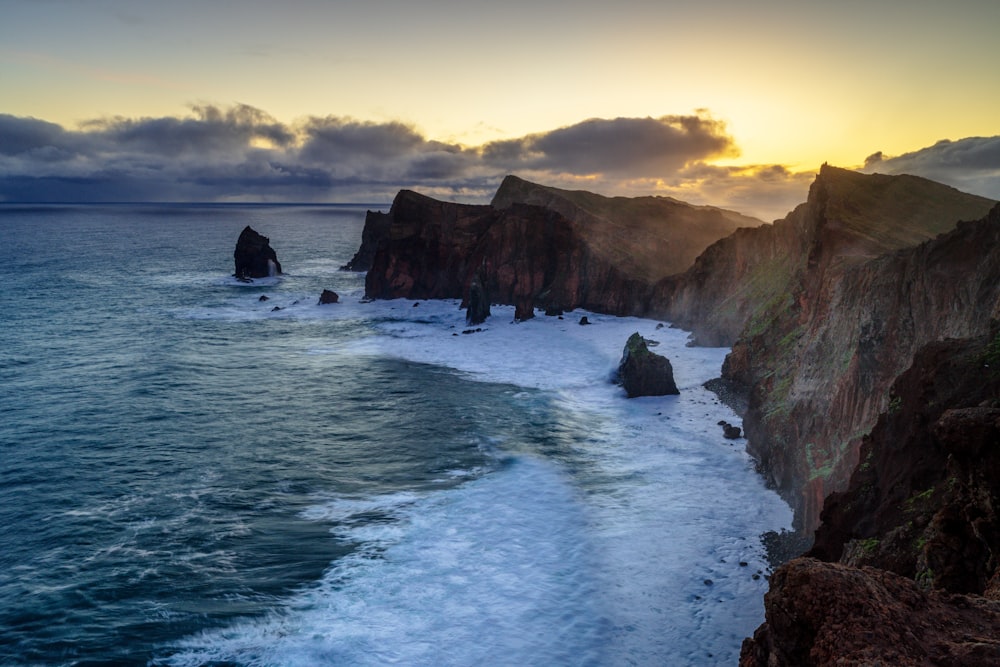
[1,0,999,221]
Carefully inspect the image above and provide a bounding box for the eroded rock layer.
[361,176,759,319]
[658,166,997,530]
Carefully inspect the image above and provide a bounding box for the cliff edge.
[360,176,760,320]
[660,166,997,531]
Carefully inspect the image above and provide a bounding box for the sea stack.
[234,226,282,280]
[617,333,680,398]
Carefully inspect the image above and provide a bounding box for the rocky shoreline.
[345,169,1000,664]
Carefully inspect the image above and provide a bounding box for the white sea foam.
[162,297,792,666]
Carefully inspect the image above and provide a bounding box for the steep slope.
[655,165,997,531]
[742,331,1000,666]
[810,330,1000,594]
[362,176,761,319]
[491,175,759,283]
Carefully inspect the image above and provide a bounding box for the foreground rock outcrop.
[360,175,760,318]
[234,225,282,279]
[740,557,1000,666]
[617,333,679,398]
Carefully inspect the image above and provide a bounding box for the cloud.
[482,115,738,177]
[0,104,810,217]
[860,136,1000,201]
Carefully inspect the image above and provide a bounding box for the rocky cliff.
[742,330,1000,665]
[658,166,997,531]
[361,176,759,319]
[355,167,998,535]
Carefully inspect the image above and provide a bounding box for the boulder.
[318,289,339,304]
[617,332,680,398]
[234,226,282,280]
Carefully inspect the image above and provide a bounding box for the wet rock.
[318,289,339,304]
[617,332,680,398]
[579,316,591,325]
[258,295,269,302]
[234,226,281,280]
[466,269,491,325]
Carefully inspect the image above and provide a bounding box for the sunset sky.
[2,0,999,220]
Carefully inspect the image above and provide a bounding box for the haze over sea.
[0,204,790,666]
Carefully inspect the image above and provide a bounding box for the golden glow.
[1,0,997,206]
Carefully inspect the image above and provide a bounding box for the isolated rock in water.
[234,226,282,280]
[723,423,742,439]
[617,332,680,398]
[466,270,490,325]
[579,316,591,325]
[318,289,339,304]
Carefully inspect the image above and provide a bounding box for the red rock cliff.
[363,176,759,318]
[658,166,997,531]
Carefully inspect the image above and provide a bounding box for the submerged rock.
[617,332,680,398]
[234,226,282,280]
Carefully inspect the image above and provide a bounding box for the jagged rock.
[341,210,391,272]
[466,269,491,325]
[656,166,998,531]
[810,331,1000,596]
[361,177,757,316]
[579,316,591,325]
[234,226,281,280]
[258,295,269,302]
[617,332,680,398]
[318,289,339,304]
[740,558,1000,667]
[743,332,1000,666]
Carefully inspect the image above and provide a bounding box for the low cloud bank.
[12,105,996,220]
[861,137,1000,202]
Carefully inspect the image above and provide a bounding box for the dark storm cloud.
[860,136,1000,200]
[481,115,738,176]
[298,117,429,162]
[80,104,296,157]
[0,114,76,156]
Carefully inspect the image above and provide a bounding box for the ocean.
[0,204,791,666]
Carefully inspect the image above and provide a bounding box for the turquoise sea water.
[0,204,790,666]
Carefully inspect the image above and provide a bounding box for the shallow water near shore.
[1,204,790,666]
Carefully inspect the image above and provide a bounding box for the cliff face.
[362,176,758,318]
[663,166,997,531]
[810,331,1000,594]
[341,210,391,272]
[742,331,1000,666]
[355,168,998,536]
[491,175,760,283]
